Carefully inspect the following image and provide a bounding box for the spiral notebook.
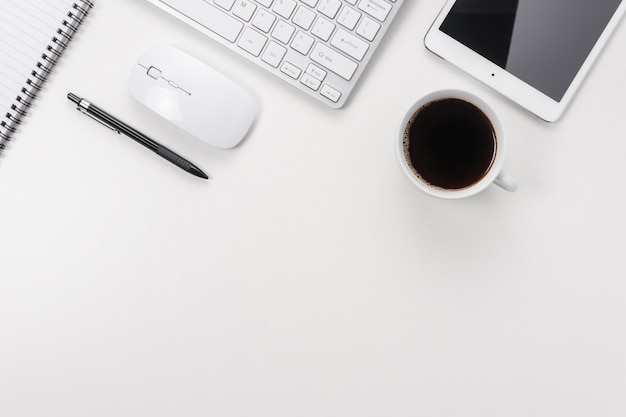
[0,0,93,155]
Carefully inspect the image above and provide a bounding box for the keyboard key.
[214,0,236,11]
[318,0,342,19]
[357,0,391,21]
[320,84,341,102]
[310,42,358,80]
[292,6,316,30]
[337,6,361,30]
[305,63,327,80]
[331,28,369,60]
[167,0,243,42]
[301,73,322,90]
[355,16,380,41]
[273,0,297,19]
[311,16,335,41]
[237,27,267,56]
[271,20,295,43]
[280,61,302,79]
[262,41,287,67]
[252,8,276,32]
[233,0,257,21]
[291,31,315,55]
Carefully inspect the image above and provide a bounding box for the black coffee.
[403,98,496,190]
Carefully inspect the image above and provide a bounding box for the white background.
[1,0,626,416]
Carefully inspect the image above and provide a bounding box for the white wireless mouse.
[128,44,257,149]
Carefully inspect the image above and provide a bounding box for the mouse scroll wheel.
[147,66,162,80]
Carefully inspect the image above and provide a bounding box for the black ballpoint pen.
[67,93,208,179]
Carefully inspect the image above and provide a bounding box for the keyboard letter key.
[167,0,243,42]
[273,0,297,19]
[214,0,236,11]
[233,0,257,21]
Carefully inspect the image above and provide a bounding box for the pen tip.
[190,164,209,180]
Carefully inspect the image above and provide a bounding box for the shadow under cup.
[397,91,511,198]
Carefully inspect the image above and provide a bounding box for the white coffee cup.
[396,90,517,199]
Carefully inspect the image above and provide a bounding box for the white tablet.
[425,0,626,121]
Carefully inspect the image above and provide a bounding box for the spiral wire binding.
[0,1,94,154]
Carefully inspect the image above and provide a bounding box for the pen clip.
[77,104,120,134]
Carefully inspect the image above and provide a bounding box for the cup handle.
[493,170,518,192]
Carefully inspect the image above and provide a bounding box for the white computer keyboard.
[147,0,404,108]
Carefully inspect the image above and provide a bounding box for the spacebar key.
[166,0,243,42]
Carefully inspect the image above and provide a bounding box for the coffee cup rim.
[396,89,507,199]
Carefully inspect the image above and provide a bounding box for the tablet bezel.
[424,0,626,122]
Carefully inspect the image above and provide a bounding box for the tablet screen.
[439,0,623,101]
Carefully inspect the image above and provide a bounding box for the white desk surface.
[2,1,626,415]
